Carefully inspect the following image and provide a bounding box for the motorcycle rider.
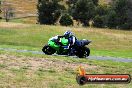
[50,31,76,55]
[62,31,77,55]
[63,31,76,48]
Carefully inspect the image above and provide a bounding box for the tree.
[71,0,95,26]
[3,6,14,22]
[66,0,77,6]
[67,0,98,6]
[92,0,99,6]
[93,15,104,28]
[37,0,65,24]
[112,0,132,29]
[0,1,2,19]
[106,10,118,28]
[59,14,73,26]
[126,0,132,29]
[93,5,109,28]
[95,5,108,16]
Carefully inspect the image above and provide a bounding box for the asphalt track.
[0,48,132,62]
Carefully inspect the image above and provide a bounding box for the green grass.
[91,49,132,58]
[0,22,132,87]
[0,50,132,88]
[0,22,132,58]
[0,64,7,68]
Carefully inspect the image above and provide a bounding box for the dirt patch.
[0,22,30,28]
[0,54,97,73]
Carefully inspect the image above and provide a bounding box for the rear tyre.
[77,47,90,58]
[42,45,56,55]
[84,47,90,57]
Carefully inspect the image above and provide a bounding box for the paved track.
[0,48,132,62]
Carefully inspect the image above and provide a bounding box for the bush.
[106,10,118,29]
[59,14,73,26]
[93,15,104,28]
[119,22,132,29]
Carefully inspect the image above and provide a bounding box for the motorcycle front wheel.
[42,45,56,55]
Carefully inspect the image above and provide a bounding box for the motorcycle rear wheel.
[77,47,90,58]
[84,47,90,57]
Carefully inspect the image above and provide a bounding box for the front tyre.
[42,45,56,55]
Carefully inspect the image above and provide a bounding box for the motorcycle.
[42,36,91,58]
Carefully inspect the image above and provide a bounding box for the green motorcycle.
[42,37,69,55]
[42,36,91,58]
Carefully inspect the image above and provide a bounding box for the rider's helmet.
[64,31,73,38]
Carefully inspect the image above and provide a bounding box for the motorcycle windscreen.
[60,38,69,46]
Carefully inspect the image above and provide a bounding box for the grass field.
[0,22,132,58]
[0,51,132,88]
[0,22,132,88]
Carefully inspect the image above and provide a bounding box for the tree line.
[1,0,131,30]
[38,0,132,30]
[0,1,1,19]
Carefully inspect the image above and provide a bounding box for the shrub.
[59,14,73,26]
[93,15,104,28]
